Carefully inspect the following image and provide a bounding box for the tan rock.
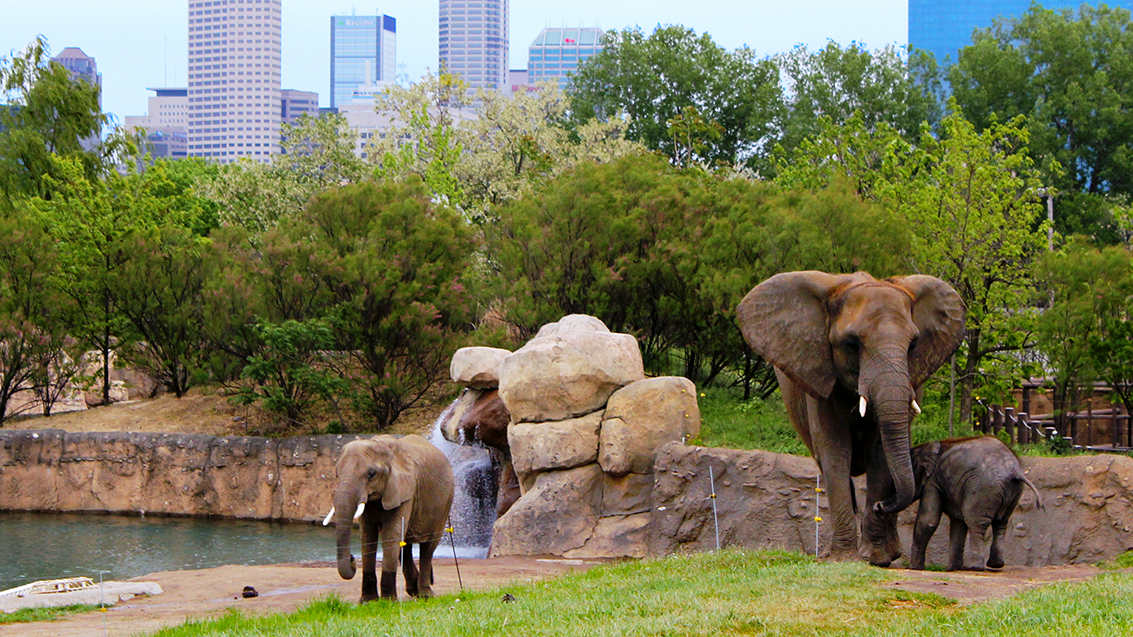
[499,316,644,423]
[509,412,602,479]
[563,513,652,559]
[533,314,610,339]
[599,377,701,476]
[489,464,604,556]
[602,472,654,516]
[450,347,511,389]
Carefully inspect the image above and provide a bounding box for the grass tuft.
[0,603,106,625]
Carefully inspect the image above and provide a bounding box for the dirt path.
[883,563,1112,606]
[0,556,601,637]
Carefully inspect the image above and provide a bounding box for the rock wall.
[0,429,361,521]
[651,442,1133,567]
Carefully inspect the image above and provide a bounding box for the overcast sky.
[1,1,907,125]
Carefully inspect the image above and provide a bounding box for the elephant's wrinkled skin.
[909,436,1044,571]
[333,435,454,602]
[738,271,964,565]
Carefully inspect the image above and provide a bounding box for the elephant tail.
[1017,474,1045,511]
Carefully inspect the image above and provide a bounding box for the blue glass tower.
[331,15,397,108]
[909,1,1133,65]
[527,28,604,90]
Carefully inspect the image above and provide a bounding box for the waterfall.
[429,405,497,557]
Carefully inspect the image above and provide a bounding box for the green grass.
[147,549,1133,637]
[694,386,808,454]
[0,603,106,625]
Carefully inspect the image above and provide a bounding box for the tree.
[0,37,109,210]
[277,112,365,189]
[300,180,477,428]
[776,42,942,161]
[778,107,1049,426]
[948,3,1133,243]
[568,26,781,168]
[1036,241,1133,430]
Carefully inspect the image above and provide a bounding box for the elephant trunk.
[335,485,360,580]
[863,348,917,516]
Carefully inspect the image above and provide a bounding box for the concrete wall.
[0,429,364,522]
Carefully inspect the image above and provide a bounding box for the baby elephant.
[909,436,1043,571]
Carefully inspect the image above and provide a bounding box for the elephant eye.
[366,468,377,479]
[843,335,861,353]
[908,336,919,354]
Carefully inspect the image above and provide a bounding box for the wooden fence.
[981,381,1132,452]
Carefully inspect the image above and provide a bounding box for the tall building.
[330,15,397,109]
[124,88,189,159]
[439,0,508,92]
[526,27,604,90]
[281,89,319,126]
[51,47,102,149]
[909,1,1133,65]
[187,0,282,163]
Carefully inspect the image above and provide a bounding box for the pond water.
[0,512,487,592]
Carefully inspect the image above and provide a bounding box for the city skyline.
[1,1,907,127]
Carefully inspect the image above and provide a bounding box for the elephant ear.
[911,441,941,497]
[381,441,417,510]
[890,275,966,388]
[737,271,853,400]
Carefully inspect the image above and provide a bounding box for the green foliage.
[0,37,110,210]
[949,3,1133,243]
[568,25,781,168]
[235,318,345,429]
[776,43,942,162]
[695,387,807,454]
[1035,240,1133,428]
[1102,549,1133,570]
[0,603,105,625]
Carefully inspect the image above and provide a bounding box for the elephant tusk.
[911,399,922,415]
[321,502,366,526]
[859,396,867,418]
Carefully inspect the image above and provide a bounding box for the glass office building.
[187,0,282,164]
[909,1,1133,65]
[330,15,396,109]
[527,28,603,90]
[439,0,508,92]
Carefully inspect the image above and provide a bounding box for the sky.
[1,1,908,126]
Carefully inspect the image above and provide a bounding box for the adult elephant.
[330,435,454,601]
[737,271,964,565]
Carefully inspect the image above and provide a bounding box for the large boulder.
[599,377,701,476]
[490,464,604,556]
[450,347,511,390]
[498,315,644,423]
[509,412,602,485]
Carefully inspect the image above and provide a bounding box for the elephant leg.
[379,526,402,600]
[401,544,419,597]
[964,517,993,572]
[987,517,1009,571]
[805,395,859,561]
[910,490,943,570]
[861,437,901,567]
[416,539,440,599]
[947,516,968,571]
[359,518,380,603]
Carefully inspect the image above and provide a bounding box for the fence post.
[1004,407,1016,443]
[991,406,1004,435]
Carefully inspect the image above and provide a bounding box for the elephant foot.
[359,593,379,604]
[415,586,434,599]
[380,571,399,600]
[825,545,860,562]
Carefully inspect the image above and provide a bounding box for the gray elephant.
[738,271,965,565]
[330,435,454,601]
[908,436,1044,571]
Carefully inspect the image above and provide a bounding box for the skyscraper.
[51,47,102,149]
[187,0,282,163]
[124,88,190,159]
[909,1,1133,65]
[439,0,508,92]
[527,28,604,90]
[330,15,397,109]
